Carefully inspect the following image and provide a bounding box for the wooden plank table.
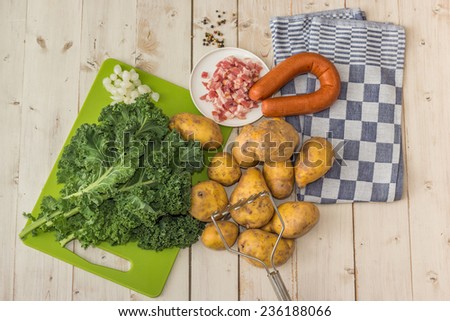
[1,0,449,300]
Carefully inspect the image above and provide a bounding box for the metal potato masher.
[210,191,291,301]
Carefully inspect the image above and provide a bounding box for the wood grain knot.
[426,271,438,284]
[345,267,355,275]
[85,60,99,71]
[305,2,316,10]
[432,4,442,14]
[136,59,155,74]
[164,5,177,18]
[13,173,19,185]
[239,20,252,30]
[260,50,270,58]
[36,36,47,49]
[137,24,158,54]
[62,41,73,52]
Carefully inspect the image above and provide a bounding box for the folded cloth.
[270,11,406,203]
[271,8,366,63]
[270,8,366,105]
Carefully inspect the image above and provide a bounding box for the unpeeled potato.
[260,221,273,233]
[232,118,300,166]
[169,113,223,149]
[271,202,320,238]
[294,137,334,188]
[190,180,228,222]
[237,229,295,268]
[230,168,274,229]
[207,152,241,186]
[201,221,239,250]
[263,160,294,199]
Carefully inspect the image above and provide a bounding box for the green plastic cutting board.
[20,58,232,298]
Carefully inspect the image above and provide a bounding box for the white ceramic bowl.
[189,47,269,127]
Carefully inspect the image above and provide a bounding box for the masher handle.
[268,270,291,301]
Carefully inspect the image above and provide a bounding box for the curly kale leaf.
[134,215,206,251]
[20,94,205,251]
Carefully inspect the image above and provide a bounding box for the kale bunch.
[20,94,205,251]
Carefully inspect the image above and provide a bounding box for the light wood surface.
[1,0,450,301]
[0,0,26,301]
[291,0,356,301]
[399,0,450,300]
[347,0,413,301]
[14,0,82,300]
[190,0,240,301]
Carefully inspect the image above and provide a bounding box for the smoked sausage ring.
[249,52,341,117]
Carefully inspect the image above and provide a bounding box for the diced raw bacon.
[200,55,263,122]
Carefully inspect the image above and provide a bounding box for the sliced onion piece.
[113,64,122,75]
[104,64,160,105]
[151,92,160,102]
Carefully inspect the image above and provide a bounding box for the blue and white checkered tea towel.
[270,10,406,203]
[270,8,366,106]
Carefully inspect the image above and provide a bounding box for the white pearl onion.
[104,65,159,104]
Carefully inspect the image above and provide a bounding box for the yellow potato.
[294,137,334,188]
[232,118,299,166]
[201,221,239,250]
[271,202,320,238]
[169,113,223,149]
[207,152,242,186]
[190,180,228,222]
[263,160,294,199]
[237,229,295,268]
[230,168,274,228]
[260,221,273,233]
